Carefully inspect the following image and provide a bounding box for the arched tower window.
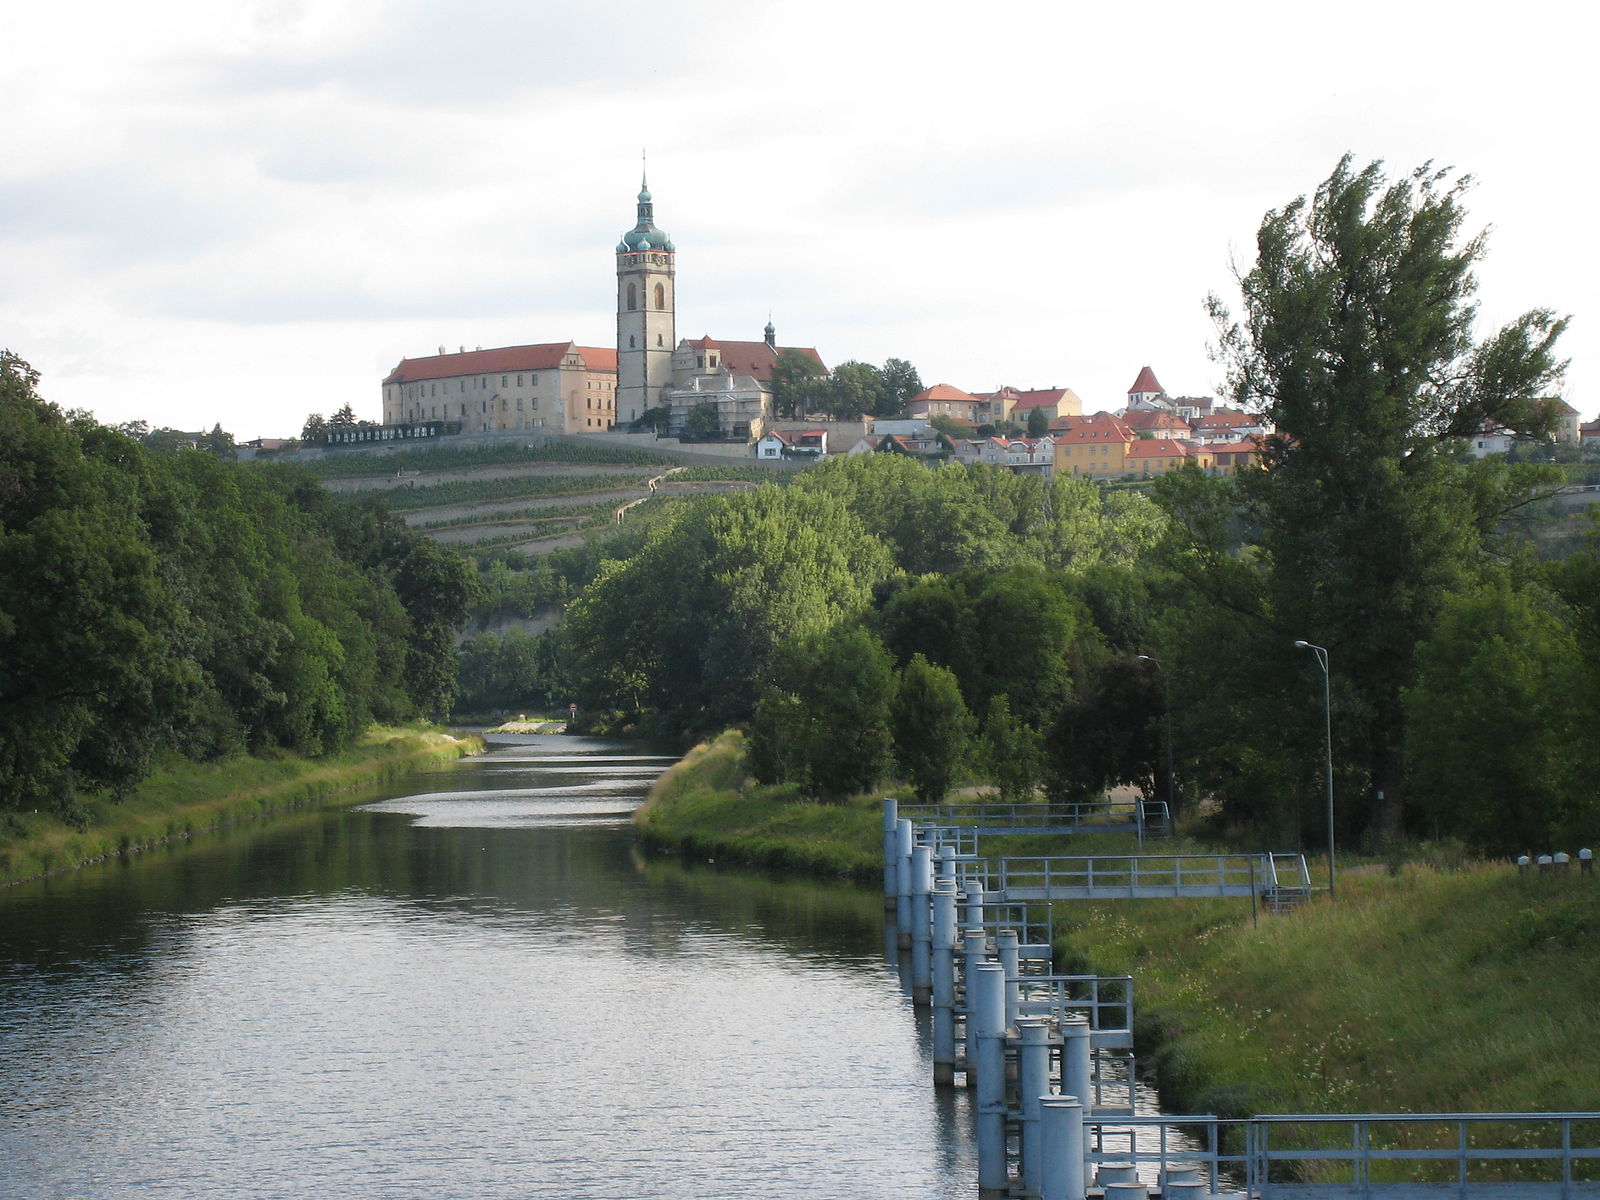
[629,335,636,348]
[626,283,637,311]
[654,283,665,310]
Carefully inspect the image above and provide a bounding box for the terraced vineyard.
[318,440,790,557]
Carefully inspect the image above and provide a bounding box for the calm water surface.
[0,735,975,1198]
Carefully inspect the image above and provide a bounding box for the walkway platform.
[958,852,1312,902]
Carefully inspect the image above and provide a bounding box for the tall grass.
[0,726,479,888]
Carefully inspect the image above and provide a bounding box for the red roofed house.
[1121,409,1194,440]
[1127,366,1167,411]
[756,428,827,458]
[1206,437,1266,476]
[382,341,620,435]
[1125,439,1213,476]
[1053,413,1138,477]
[1192,408,1267,444]
[1581,419,1600,447]
[908,384,984,424]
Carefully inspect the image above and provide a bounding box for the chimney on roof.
[438,345,446,355]
[459,345,465,354]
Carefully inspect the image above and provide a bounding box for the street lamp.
[1293,640,1335,898]
[1136,655,1175,838]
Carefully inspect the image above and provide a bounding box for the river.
[0,734,977,1198]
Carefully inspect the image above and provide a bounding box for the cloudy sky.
[3,0,1592,439]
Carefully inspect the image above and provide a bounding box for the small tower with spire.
[616,165,676,425]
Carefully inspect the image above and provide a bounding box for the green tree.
[565,486,894,737]
[786,626,898,799]
[980,694,1042,802]
[770,350,826,420]
[683,401,720,440]
[328,404,358,428]
[892,654,972,803]
[826,361,888,420]
[1199,156,1568,840]
[302,413,327,441]
[1403,579,1587,851]
[879,358,924,417]
[1026,407,1049,437]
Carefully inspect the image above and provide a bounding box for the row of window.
[623,282,668,311]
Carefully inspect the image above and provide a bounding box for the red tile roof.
[1128,365,1164,395]
[1194,408,1256,430]
[683,336,826,381]
[383,342,616,385]
[909,383,982,404]
[1131,439,1192,458]
[1122,410,1192,433]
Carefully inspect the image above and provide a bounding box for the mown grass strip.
[0,726,480,888]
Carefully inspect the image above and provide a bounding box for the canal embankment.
[638,729,1600,1119]
[0,725,480,888]
[634,730,884,880]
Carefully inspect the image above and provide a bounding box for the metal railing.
[898,798,1172,837]
[1014,973,1135,1045]
[1088,1112,1600,1197]
[957,852,1312,901]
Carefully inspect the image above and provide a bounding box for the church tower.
[615,173,676,425]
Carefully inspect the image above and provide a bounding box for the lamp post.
[1136,655,1175,835]
[1293,640,1335,897]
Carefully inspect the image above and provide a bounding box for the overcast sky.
[3,0,1592,440]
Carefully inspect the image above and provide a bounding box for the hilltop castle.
[380,177,823,440]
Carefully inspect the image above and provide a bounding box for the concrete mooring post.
[1017,1018,1060,1198]
[996,928,1021,1032]
[962,926,987,1085]
[911,843,934,1005]
[931,880,959,1086]
[1060,1016,1093,1163]
[881,798,899,910]
[1039,1094,1086,1200]
[973,963,1010,1200]
[895,819,914,948]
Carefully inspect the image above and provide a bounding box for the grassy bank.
[0,726,479,888]
[634,731,884,880]
[635,728,1600,1120]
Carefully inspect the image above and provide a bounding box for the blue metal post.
[882,797,899,910]
[973,963,1009,1200]
[931,879,958,1087]
[911,843,933,1006]
[895,819,914,948]
[1061,1017,1093,1168]
[997,928,1021,1032]
[1040,1094,1086,1200]
[961,927,987,1086]
[1018,1018,1058,1198]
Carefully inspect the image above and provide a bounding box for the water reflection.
[0,735,975,1199]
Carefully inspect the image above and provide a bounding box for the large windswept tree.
[1192,156,1568,840]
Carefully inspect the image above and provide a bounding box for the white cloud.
[2,0,1593,434]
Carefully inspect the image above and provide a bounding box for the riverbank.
[0,726,480,888]
[634,731,884,880]
[639,730,1600,1117]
